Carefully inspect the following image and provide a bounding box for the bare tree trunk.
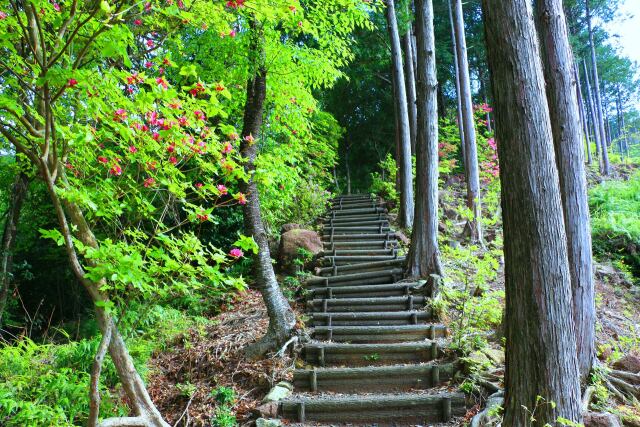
[403,31,418,155]
[576,64,593,165]
[386,0,414,228]
[240,22,296,358]
[481,0,583,425]
[0,172,29,328]
[535,0,596,383]
[407,0,442,295]
[584,60,602,169]
[448,0,466,165]
[616,85,630,158]
[586,0,610,175]
[345,143,352,195]
[452,0,483,244]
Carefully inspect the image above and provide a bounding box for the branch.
[8,0,43,67]
[0,125,40,165]
[48,4,101,67]
[97,417,148,427]
[53,0,79,52]
[88,321,113,427]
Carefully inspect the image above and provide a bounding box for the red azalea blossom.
[196,213,209,222]
[146,39,154,48]
[167,144,175,153]
[144,2,152,12]
[147,161,157,170]
[195,182,204,188]
[67,78,78,87]
[289,5,296,12]
[152,132,161,141]
[53,2,60,12]
[229,30,236,37]
[143,177,155,188]
[243,134,255,143]
[127,73,142,85]
[110,165,122,176]
[163,57,172,66]
[0,11,8,19]
[178,116,188,126]
[194,110,205,121]
[98,156,108,164]
[145,61,153,69]
[129,146,138,153]
[217,184,228,195]
[229,248,244,258]
[221,141,233,154]
[169,156,178,165]
[236,192,247,205]
[169,101,181,109]
[215,83,225,92]
[156,77,167,89]
[134,19,142,25]
[113,109,127,122]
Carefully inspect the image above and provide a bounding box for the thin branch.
[88,321,113,427]
[48,4,102,67]
[53,0,79,52]
[8,0,43,67]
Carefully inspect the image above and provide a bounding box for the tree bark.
[239,22,296,358]
[448,0,466,165]
[0,172,29,328]
[576,64,593,165]
[583,60,602,168]
[403,32,418,155]
[452,0,483,244]
[535,0,596,383]
[586,0,610,175]
[406,0,442,294]
[386,0,414,229]
[481,0,583,425]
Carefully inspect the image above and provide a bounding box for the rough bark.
[586,0,610,175]
[240,23,296,358]
[452,0,483,244]
[576,64,593,165]
[535,0,595,383]
[583,60,602,167]
[0,172,29,328]
[386,0,414,229]
[481,0,583,425]
[448,0,466,165]
[406,0,442,294]
[403,32,418,155]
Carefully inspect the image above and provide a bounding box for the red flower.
[129,146,138,153]
[195,182,203,188]
[53,2,60,12]
[143,177,155,188]
[289,5,296,12]
[235,192,247,205]
[145,61,153,69]
[169,156,178,165]
[229,30,236,37]
[156,77,167,89]
[196,213,209,222]
[215,83,225,92]
[0,11,8,19]
[217,184,228,195]
[178,116,188,126]
[67,78,78,88]
[113,109,127,122]
[110,165,122,176]
[194,110,205,121]
[243,134,255,143]
[163,57,172,66]
[229,248,244,258]
[152,132,161,141]
[167,144,175,153]
[146,39,154,48]
[228,132,239,140]
[134,19,142,25]
[221,141,233,154]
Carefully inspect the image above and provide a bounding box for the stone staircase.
[278,195,466,426]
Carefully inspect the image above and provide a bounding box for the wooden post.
[442,396,452,422]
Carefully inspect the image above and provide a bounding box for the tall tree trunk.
[584,60,602,168]
[576,64,593,165]
[0,172,29,328]
[452,0,483,244]
[403,32,418,155]
[481,0,582,425]
[345,143,352,195]
[386,0,414,228]
[617,85,630,158]
[586,0,610,175]
[448,0,466,165]
[535,0,595,383]
[240,23,296,358]
[407,0,442,294]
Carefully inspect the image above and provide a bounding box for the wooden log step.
[279,392,466,424]
[320,255,400,266]
[292,362,456,392]
[323,240,398,249]
[322,213,387,223]
[328,207,386,216]
[317,258,406,276]
[323,226,392,234]
[330,195,372,201]
[311,310,432,326]
[309,282,424,299]
[323,219,390,227]
[320,248,396,256]
[331,203,385,211]
[303,341,442,366]
[306,268,404,287]
[310,324,447,343]
[309,296,426,313]
[322,232,397,242]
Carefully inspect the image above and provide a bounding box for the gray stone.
[584,412,622,427]
[256,418,282,427]
[262,381,293,403]
[278,229,322,273]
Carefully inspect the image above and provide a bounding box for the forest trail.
[278,195,466,425]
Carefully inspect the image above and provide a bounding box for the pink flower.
[67,78,78,87]
[129,146,138,153]
[229,248,244,258]
[98,156,108,164]
[195,182,203,188]
[229,132,239,140]
[110,165,122,176]
[169,156,178,165]
[243,134,255,143]
[134,18,142,25]
[53,2,60,12]
[145,61,153,69]
[217,184,228,195]
[143,177,155,187]
[194,110,205,121]
[221,141,233,154]
[229,30,236,37]
[144,2,152,12]
[178,116,188,126]
[113,109,127,122]
[196,212,209,222]
[152,132,161,141]
[0,11,8,19]
[146,39,154,48]
[156,77,167,89]
[235,192,247,205]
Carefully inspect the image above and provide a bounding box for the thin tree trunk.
[448,0,466,165]
[617,85,630,158]
[403,32,418,155]
[586,0,610,175]
[240,22,296,358]
[452,0,483,244]
[386,0,414,228]
[535,0,596,383]
[407,0,442,294]
[481,0,583,424]
[345,143,352,195]
[0,172,29,327]
[584,60,602,168]
[576,64,593,165]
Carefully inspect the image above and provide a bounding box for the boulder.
[281,223,303,233]
[256,418,282,427]
[279,229,322,273]
[584,412,622,427]
[262,381,293,403]
[254,403,278,419]
[613,354,640,373]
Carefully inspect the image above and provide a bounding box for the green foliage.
[370,153,398,203]
[211,386,237,427]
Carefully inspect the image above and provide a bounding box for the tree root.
[603,370,640,405]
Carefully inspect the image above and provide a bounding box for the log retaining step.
[308,295,427,312]
[311,310,432,326]
[303,341,443,366]
[309,282,424,299]
[310,324,447,342]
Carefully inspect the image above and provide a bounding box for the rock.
[444,207,458,220]
[395,230,410,245]
[465,350,493,372]
[613,354,640,373]
[584,412,622,427]
[281,223,302,233]
[278,229,322,273]
[255,402,278,418]
[482,348,505,365]
[262,381,293,403]
[256,418,282,427]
